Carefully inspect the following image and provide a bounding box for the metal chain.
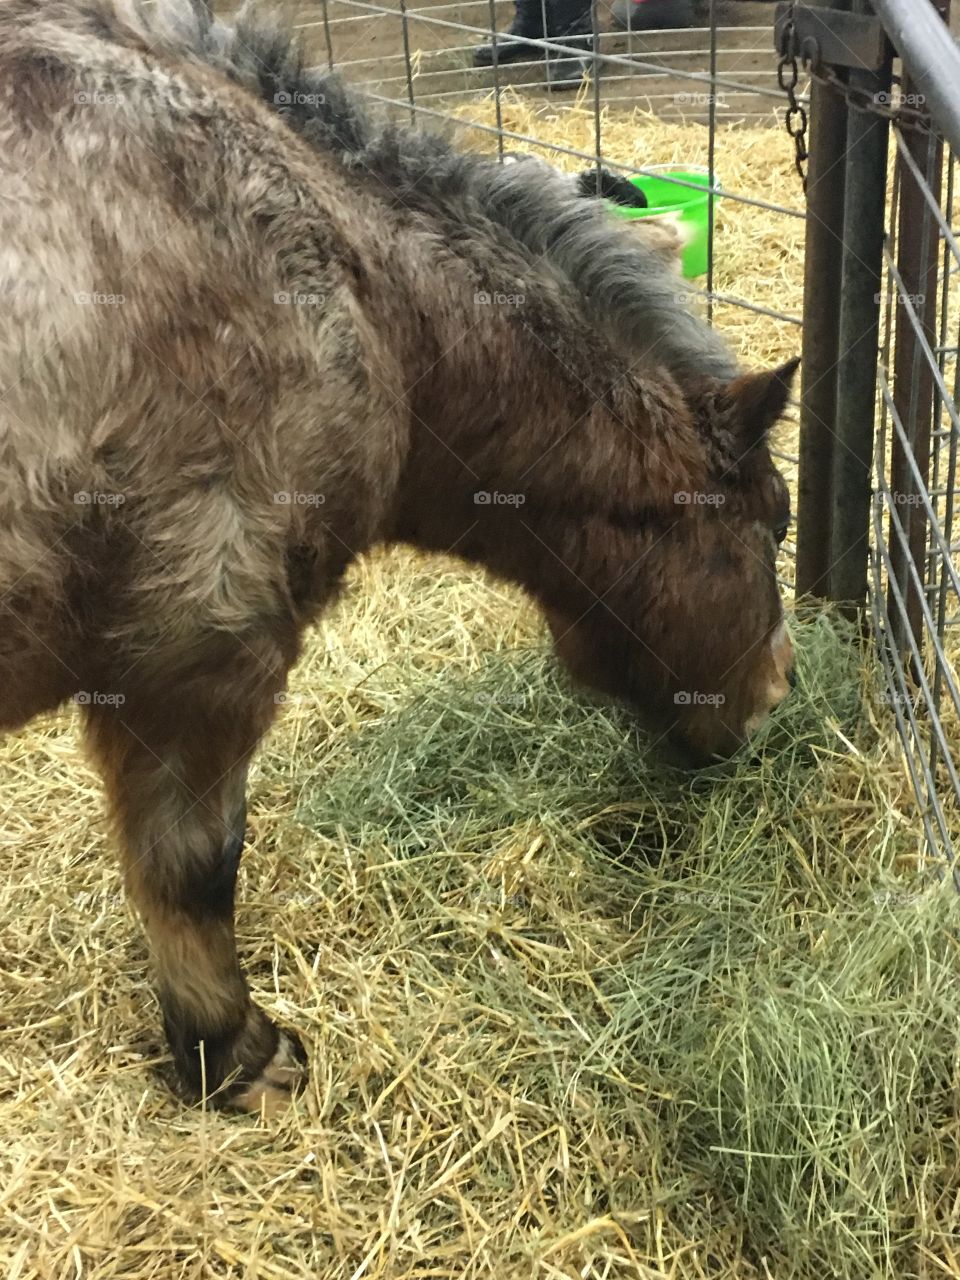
[814,63,934,135]
[776,4,809,194]
[776,12,931,197]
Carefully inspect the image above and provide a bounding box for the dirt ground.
[226,0,960,130]
[255,0,786,125]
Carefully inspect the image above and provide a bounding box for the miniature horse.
[0,0,797,1112]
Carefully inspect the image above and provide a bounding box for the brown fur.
[0,0,797,1107]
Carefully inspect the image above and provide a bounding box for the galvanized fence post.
[887,11,947,664]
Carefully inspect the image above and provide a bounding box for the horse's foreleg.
[83,690,306,1114]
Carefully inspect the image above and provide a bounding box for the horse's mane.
[34,0,738,381]
[204,5,735,381]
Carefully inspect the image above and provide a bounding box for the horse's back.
[0,0,411,730]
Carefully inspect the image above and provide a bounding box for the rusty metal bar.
[795,69,848,598]
[828,8,892,614]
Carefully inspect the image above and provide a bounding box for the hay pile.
[2,549,958,1279]
[1,112,959,1280]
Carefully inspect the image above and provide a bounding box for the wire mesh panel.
[872,93,960,883]
[298,1,789,122]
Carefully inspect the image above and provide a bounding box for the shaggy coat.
[0,0,796,1109]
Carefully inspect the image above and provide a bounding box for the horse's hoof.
[228,1028,308,1117]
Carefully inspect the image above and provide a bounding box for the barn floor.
[2,110,959,1280]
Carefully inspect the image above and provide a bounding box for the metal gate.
[788,0,960,884]
[285,0,960,881]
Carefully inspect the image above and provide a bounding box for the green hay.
[297,610,960,1278]
[302,610,860,847]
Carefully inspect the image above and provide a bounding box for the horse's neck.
[389,303,706,610]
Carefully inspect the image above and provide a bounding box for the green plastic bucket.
[605,167,718,279]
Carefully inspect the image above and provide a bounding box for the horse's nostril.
[787,667,797,690]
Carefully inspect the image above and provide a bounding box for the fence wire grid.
[872,80,960,884]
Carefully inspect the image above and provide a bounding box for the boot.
[473,0,593,71]
[473,0,551,67]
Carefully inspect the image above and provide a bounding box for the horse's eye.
[774,519,790,545]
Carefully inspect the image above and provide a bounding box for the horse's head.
[546,357,799,763]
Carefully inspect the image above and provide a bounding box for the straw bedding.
[1,103,958,1280]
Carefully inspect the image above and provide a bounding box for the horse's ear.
[724,357,800,449]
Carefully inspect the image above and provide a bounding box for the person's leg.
[544,0,594,90]
[610,0,694,32]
